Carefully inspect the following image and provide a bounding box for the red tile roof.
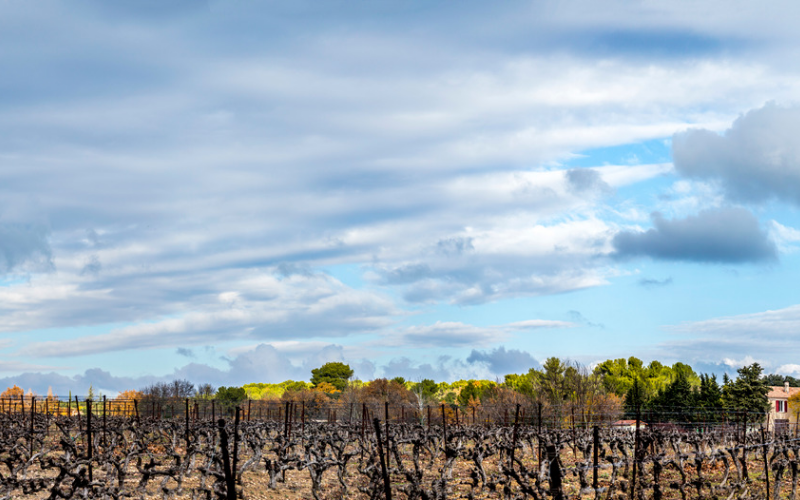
[767,386,800,400]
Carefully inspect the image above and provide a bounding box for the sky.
[3,0,800,395]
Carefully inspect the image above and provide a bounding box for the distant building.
[768,382,800,433]
[612,419,647,431]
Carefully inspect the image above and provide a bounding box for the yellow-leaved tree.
[788,391,800,436]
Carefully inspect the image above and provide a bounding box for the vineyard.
[0,397,797,499]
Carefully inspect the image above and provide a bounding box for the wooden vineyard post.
[593,425,599,491]
[76,396,82,433]
[384,402,391,470]
[217,419,237,500]
[102,395,107,446]
[86,399,93,482]
[233,407,240,484]
[361,403,366,441]
[284,401,290,439]
[247,399,251,422]
[134,399,139,423]
[427,406,431,431]
[29,396,35,457]
[510,404,520,468]
[762,425,770,499]
[441,404,447,445]
[185,399,190,449]
[373,418,393,500]
[301,401,305,440]
[570,406,577,457]
[547,443,564,500]
[632,404,641,500]
[538,402,543,464]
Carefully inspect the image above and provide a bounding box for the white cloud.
[376,319,575,349]
[660,304,800,366]
[777,364,800,377]
[722,355,765,369]
[770,221,800,254]
[1,1,800,383]
[18,269,399,357]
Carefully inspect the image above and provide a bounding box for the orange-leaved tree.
[313,381,340,395]
[1,385,23,398]
[115,389,144,416]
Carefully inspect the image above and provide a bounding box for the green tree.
[215,386,247,411]
[503,372,538,398]
[763,374,800,387]
[540,357,566,405]
[457,381,483,406]
[723,363,770,422]
[284,380,311,392]
[624,376,647,414]
[697,374,722,407]
[648,370,697,422]
[412,379,438,400]
[87,384,102,401]
[310,362,354,392]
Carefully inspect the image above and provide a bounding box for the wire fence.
[0,395,783,432]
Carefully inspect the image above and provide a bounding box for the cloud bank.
[613,208,776,263]
[674,103,800,205]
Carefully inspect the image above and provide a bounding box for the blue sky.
[3,0,800,395]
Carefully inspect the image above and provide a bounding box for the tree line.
[0,357,789,424]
